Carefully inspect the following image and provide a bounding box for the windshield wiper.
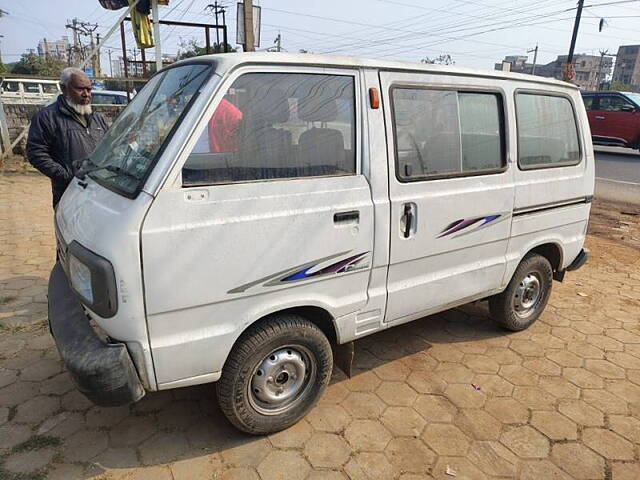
[75,157,99,180]
[87,164,143,183]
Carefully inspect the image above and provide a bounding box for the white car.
[51,53,594,435]
[91,89,128,105]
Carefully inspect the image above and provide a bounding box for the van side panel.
[506,88,594,282]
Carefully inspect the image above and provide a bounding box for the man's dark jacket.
[27,95,108,207]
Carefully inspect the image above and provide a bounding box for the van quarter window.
[516,93,580,168]
[183,73,356,186]
[392,88,504,181]
[40,83,59,94]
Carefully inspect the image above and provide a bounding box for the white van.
[50,53,593,434]
[0,78,61,104]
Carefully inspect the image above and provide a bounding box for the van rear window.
[183,72,356,186]
[392,88,505,181]
[516,93,580,169]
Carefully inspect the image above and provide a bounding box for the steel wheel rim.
[248,345,316,416]
[513,272,542,318]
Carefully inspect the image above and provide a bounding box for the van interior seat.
[297,98,346,176]
[239,92,293,178]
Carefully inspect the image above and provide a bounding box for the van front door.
[141,69,374,386]
[380,71,514,324]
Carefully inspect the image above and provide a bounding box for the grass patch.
[10,436,60,454]
[0,296,17,305]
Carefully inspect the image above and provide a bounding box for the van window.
[516,93,580,168]
[392,88,504,180]
[582,95,594,110]
[40,83,59,94]
[183,73,356,186]
[23,83,40,94]
[2,81,20,93]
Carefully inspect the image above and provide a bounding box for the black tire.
[216,314,333,435]
[489,253,553,332]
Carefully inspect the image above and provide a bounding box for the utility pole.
[243,0,255,52]
[95,33,101,76]
[563,0,584,83]
[595,49,608,90]
[275,32,281,52]
[108,49,113,77]
[527,44,538,75]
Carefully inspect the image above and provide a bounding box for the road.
[594,146,639,184]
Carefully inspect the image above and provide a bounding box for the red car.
[581,91,640,153]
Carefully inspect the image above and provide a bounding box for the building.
[495,53,613,90]
[612,45,640,90]
[494,55,534,74]
[37,37,70,62]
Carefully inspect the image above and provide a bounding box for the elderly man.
[27,67,108,208]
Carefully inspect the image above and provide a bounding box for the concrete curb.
[595,178,640,206]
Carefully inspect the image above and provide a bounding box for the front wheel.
[489,253,553,331]
[216,314,333,435]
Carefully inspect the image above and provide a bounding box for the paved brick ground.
[1,172,639,479]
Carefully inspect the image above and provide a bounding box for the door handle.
[403,203,413,238]
[595,116,605,120]
[334,210,359,224]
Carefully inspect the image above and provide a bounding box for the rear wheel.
[216,314,333,435]
[489,253,553,331]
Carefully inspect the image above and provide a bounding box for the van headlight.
[66,241,118,318]
[69,255,94,304]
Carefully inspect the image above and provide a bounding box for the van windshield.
[88,63,212,197]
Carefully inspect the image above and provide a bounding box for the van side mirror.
[620,104,636,113]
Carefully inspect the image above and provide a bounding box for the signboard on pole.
[83,66,95,78]
[236,3,261,48]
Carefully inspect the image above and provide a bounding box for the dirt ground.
[1,172,639,480]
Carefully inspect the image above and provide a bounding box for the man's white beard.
[66,97,92,116]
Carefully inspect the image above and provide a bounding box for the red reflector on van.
[369,88,380,109]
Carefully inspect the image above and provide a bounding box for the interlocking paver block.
[268,419,312,448]
[344,419,391,452]
[347,452,398,480]
[375,381,417,406]
[257,450,311,480]
[341,391,386,419]
[608,415,640,444]
[380,406,426,437]
[304,433,351,468]
[62,428,109,462]
[557,399,604,426]
[220,438,272,468]
[485,397,529,424]
[466,441,519,477]
[385,437,436,473]
[413,394,456,423]
[530,411,578,440]
[500,425,550,458]
[4,448,56,474]
[519,460,572,480]
[551,443,605,479]
[454,409,502,441]
[582,428,636,460]
[306,404,351,433]
[422,423,470,456]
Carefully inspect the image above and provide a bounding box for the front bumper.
[48,262,145,406]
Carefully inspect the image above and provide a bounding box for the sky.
[0,0,639,76]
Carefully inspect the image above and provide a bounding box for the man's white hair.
[60,67,87,86]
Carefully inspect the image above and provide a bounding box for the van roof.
[178,52,579,90]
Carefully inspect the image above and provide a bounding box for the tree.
[610,80,631,92]
[11,52,66,77]
[176,38,236,60]
[421,54,455,65]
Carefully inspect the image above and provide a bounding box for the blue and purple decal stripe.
[438,214,504,238]
[228,251,370,294]
[282,252,369,282]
